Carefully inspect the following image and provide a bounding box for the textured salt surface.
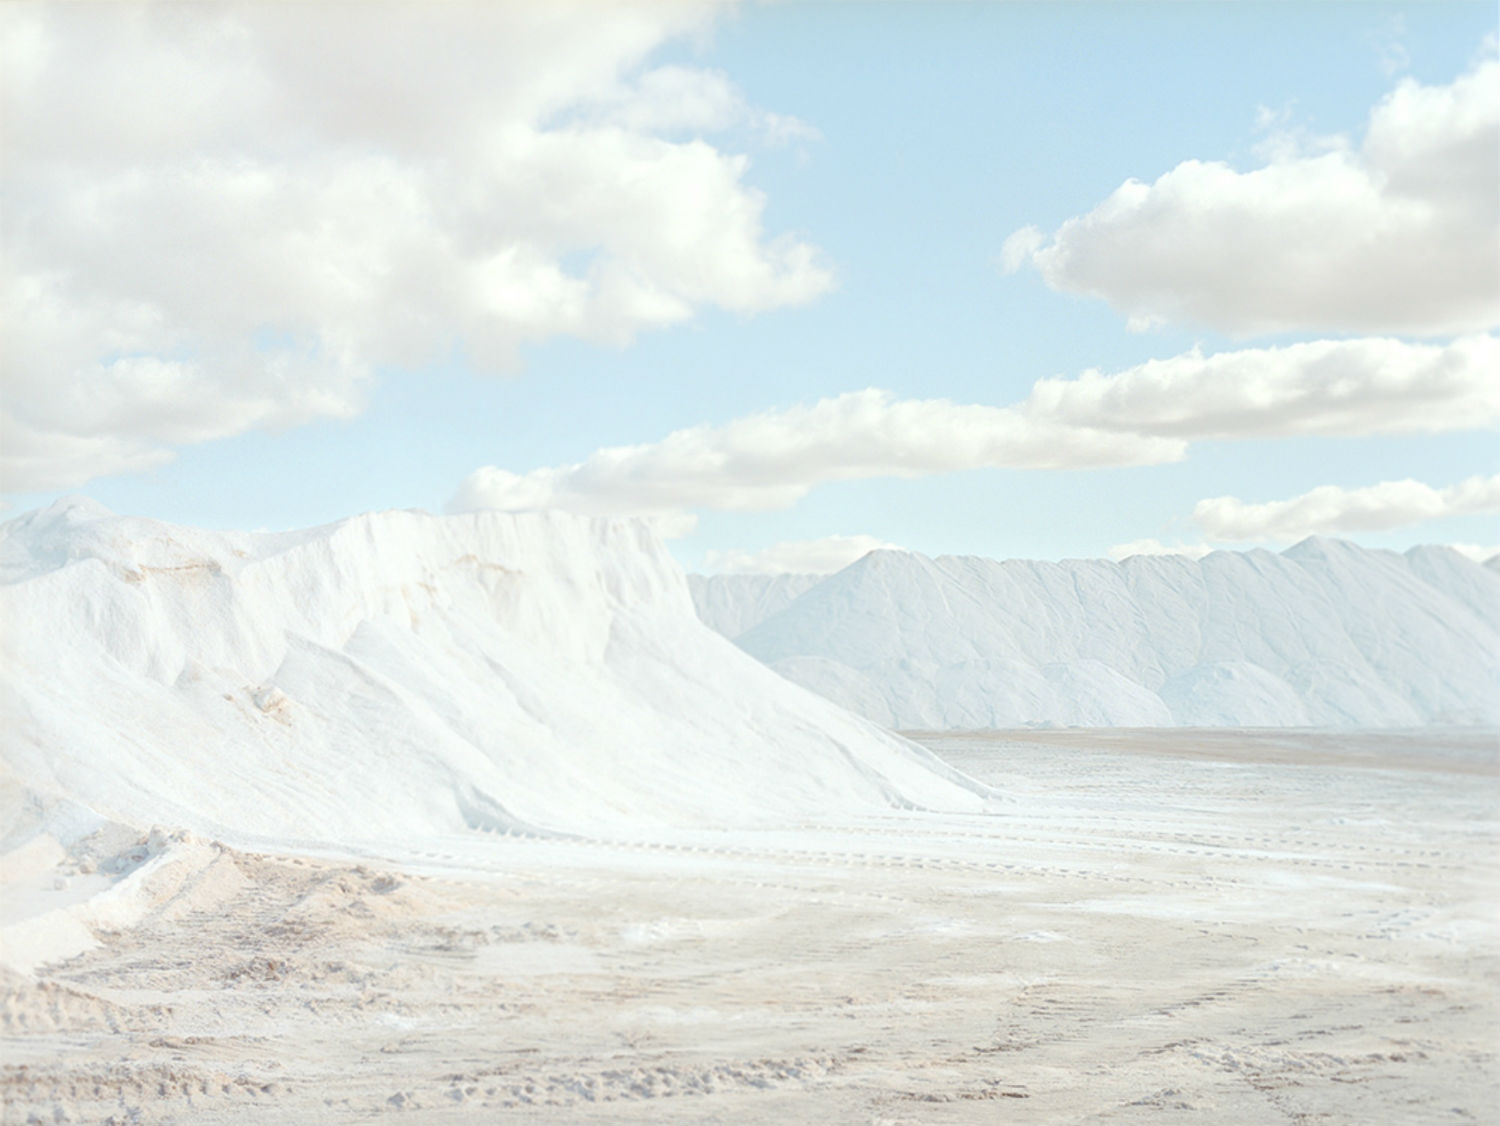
[4,502,1495,1122]
[692,542,1500,729]
[0,500,986,849]
[2,730,1494,1124]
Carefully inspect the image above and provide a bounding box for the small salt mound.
[0,501,988,848]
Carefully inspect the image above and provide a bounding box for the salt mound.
[0,501,987,847]
[693,541,1500,729]
[688,572,823,640]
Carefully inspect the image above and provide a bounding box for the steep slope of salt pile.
[688,572,824,639]
[0,500,988,847]
[709,541,1500,730]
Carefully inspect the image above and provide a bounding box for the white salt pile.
[691,540,1500,729]
[0,499,988,849]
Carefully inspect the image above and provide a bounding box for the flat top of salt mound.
[0,500,989,850]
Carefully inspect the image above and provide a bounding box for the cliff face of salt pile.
[0,500,987,846]
[692,541,1500,730]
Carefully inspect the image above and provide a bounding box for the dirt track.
[4,729,1496,1124]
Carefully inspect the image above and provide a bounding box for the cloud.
[586,64,820,144]
[0,2,832,493]
[704,534,901,574]
[1193,475,1500,542]
[1106,539,1214,562]
[1449,543,1500,563]
[1005,52,1499,336]
[997,225,1045,274]
[1365,13,1410,78]
[448,389,1187,521]
[1022,334,1499,440]
[452,334,1498,527]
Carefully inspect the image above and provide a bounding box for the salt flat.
[4,728,1495,1125]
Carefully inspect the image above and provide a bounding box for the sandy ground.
[3,728,1497,1125]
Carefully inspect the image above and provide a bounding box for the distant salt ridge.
[691,539,1500,729]
[688,571,824,640]
[0,500,988,846]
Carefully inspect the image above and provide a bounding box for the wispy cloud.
[1022,335,1499,440]
[1365,13,1411,78]
[449,389,1184,522]
[1106,539,1214,562]
[1193,475,1500,542]
[1449,543,1500,563]
[582,64,820,144]
[451,335,1498,530]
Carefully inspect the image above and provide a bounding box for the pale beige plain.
[3,729,1497,1125]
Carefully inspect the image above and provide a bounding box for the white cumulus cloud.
[0,2,831,493]
[447,389,1187,522]
[1193,475,1500,542]
[703,534,902,574]
[1006,52,1499,336]
[451,334,1498,528]
[1022,335,1500,440]
[1449,543,1500,563]
[1106,539,1214,562]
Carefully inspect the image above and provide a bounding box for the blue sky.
[3,2,1496,570]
